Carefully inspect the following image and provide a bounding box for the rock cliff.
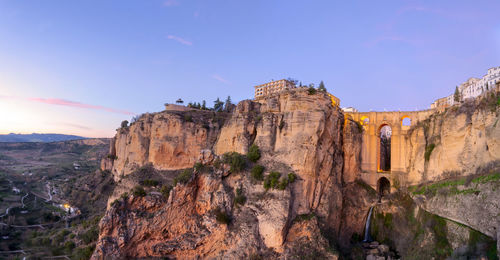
[92,89,349,259]
[102,110,225,181]
[93,88,500,259]
[405,97,500,185]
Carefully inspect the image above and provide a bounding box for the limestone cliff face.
[405,100,500,185]
[342,119,362,184]
[215,90,345,218]
[103,110,224,181]
[92,89,346,259]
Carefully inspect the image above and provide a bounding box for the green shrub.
[160,185,172,198]
[193,162,204,171]
[264,171,281,190]
[307,87,317,95]
[288,173,297,183]
[213,158,222,169]
[72,245,95,260]
[234,188,247,206]
[174,169,193,185]
[137,163,155,174]
[184,114,193,122]
[222,152,246,173]
[142,179,159,186]
[251,165,265,181]
[424,143,436,161]
[215,208,231,224]
[132,186,146,197]
[247,144,261,162]
[106,154,118,160]
[277,177,289,190]
[295,213,315,222]
[78,226,99,244]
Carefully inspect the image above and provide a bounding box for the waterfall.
[363,206,374,242]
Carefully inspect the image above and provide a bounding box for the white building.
[342,107,358,113]
[254,79,296,99]
[431,66,500,109]
[459,67,500,100]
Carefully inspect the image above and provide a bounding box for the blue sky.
[1,0,499,137]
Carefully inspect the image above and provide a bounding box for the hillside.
[0,133,87,143]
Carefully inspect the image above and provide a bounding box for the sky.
[0,0,499,138]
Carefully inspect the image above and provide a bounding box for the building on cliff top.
[431,66,500,109]
[342,107,358,113]
[254,79,296,99]
[254,79,340,107]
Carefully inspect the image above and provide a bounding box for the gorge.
[92,87,500,259]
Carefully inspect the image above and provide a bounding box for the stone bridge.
[345,110,434,194]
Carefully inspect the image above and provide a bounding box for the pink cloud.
[28,97,134,115]
[211,74,230,84]
[166,35,192,46]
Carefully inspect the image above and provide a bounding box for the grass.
[412,179,465,196]
[412,172,500,197]
[471,172,500,184]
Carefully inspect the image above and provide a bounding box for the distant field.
[0,138,115,258]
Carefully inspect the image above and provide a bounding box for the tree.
[454,86,461,103]
[202,100,207,110]
[224,96,232,112]
[214,98,224,112]
[121,120,129,128]
[318,81,327,92]
[286,77,299,86]
[176,98,184,104]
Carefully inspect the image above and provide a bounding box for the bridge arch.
[377,177,391,196]
[377,124,392,172]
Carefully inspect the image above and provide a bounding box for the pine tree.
[214,98,224,112]
[224,96,232,112]
[202,100,207,110]
[318,81,327,92]
[454,86,461,103]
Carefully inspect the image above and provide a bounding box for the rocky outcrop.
[405,98,500,184]
[104,110,225,181]
[411,172,500,254]
[92,89,345,259]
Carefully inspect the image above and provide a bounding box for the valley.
[0,139,114,259]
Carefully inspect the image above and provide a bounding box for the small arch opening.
[360,116,370,125]
[402,116,411,126]
[377,177,391,197]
